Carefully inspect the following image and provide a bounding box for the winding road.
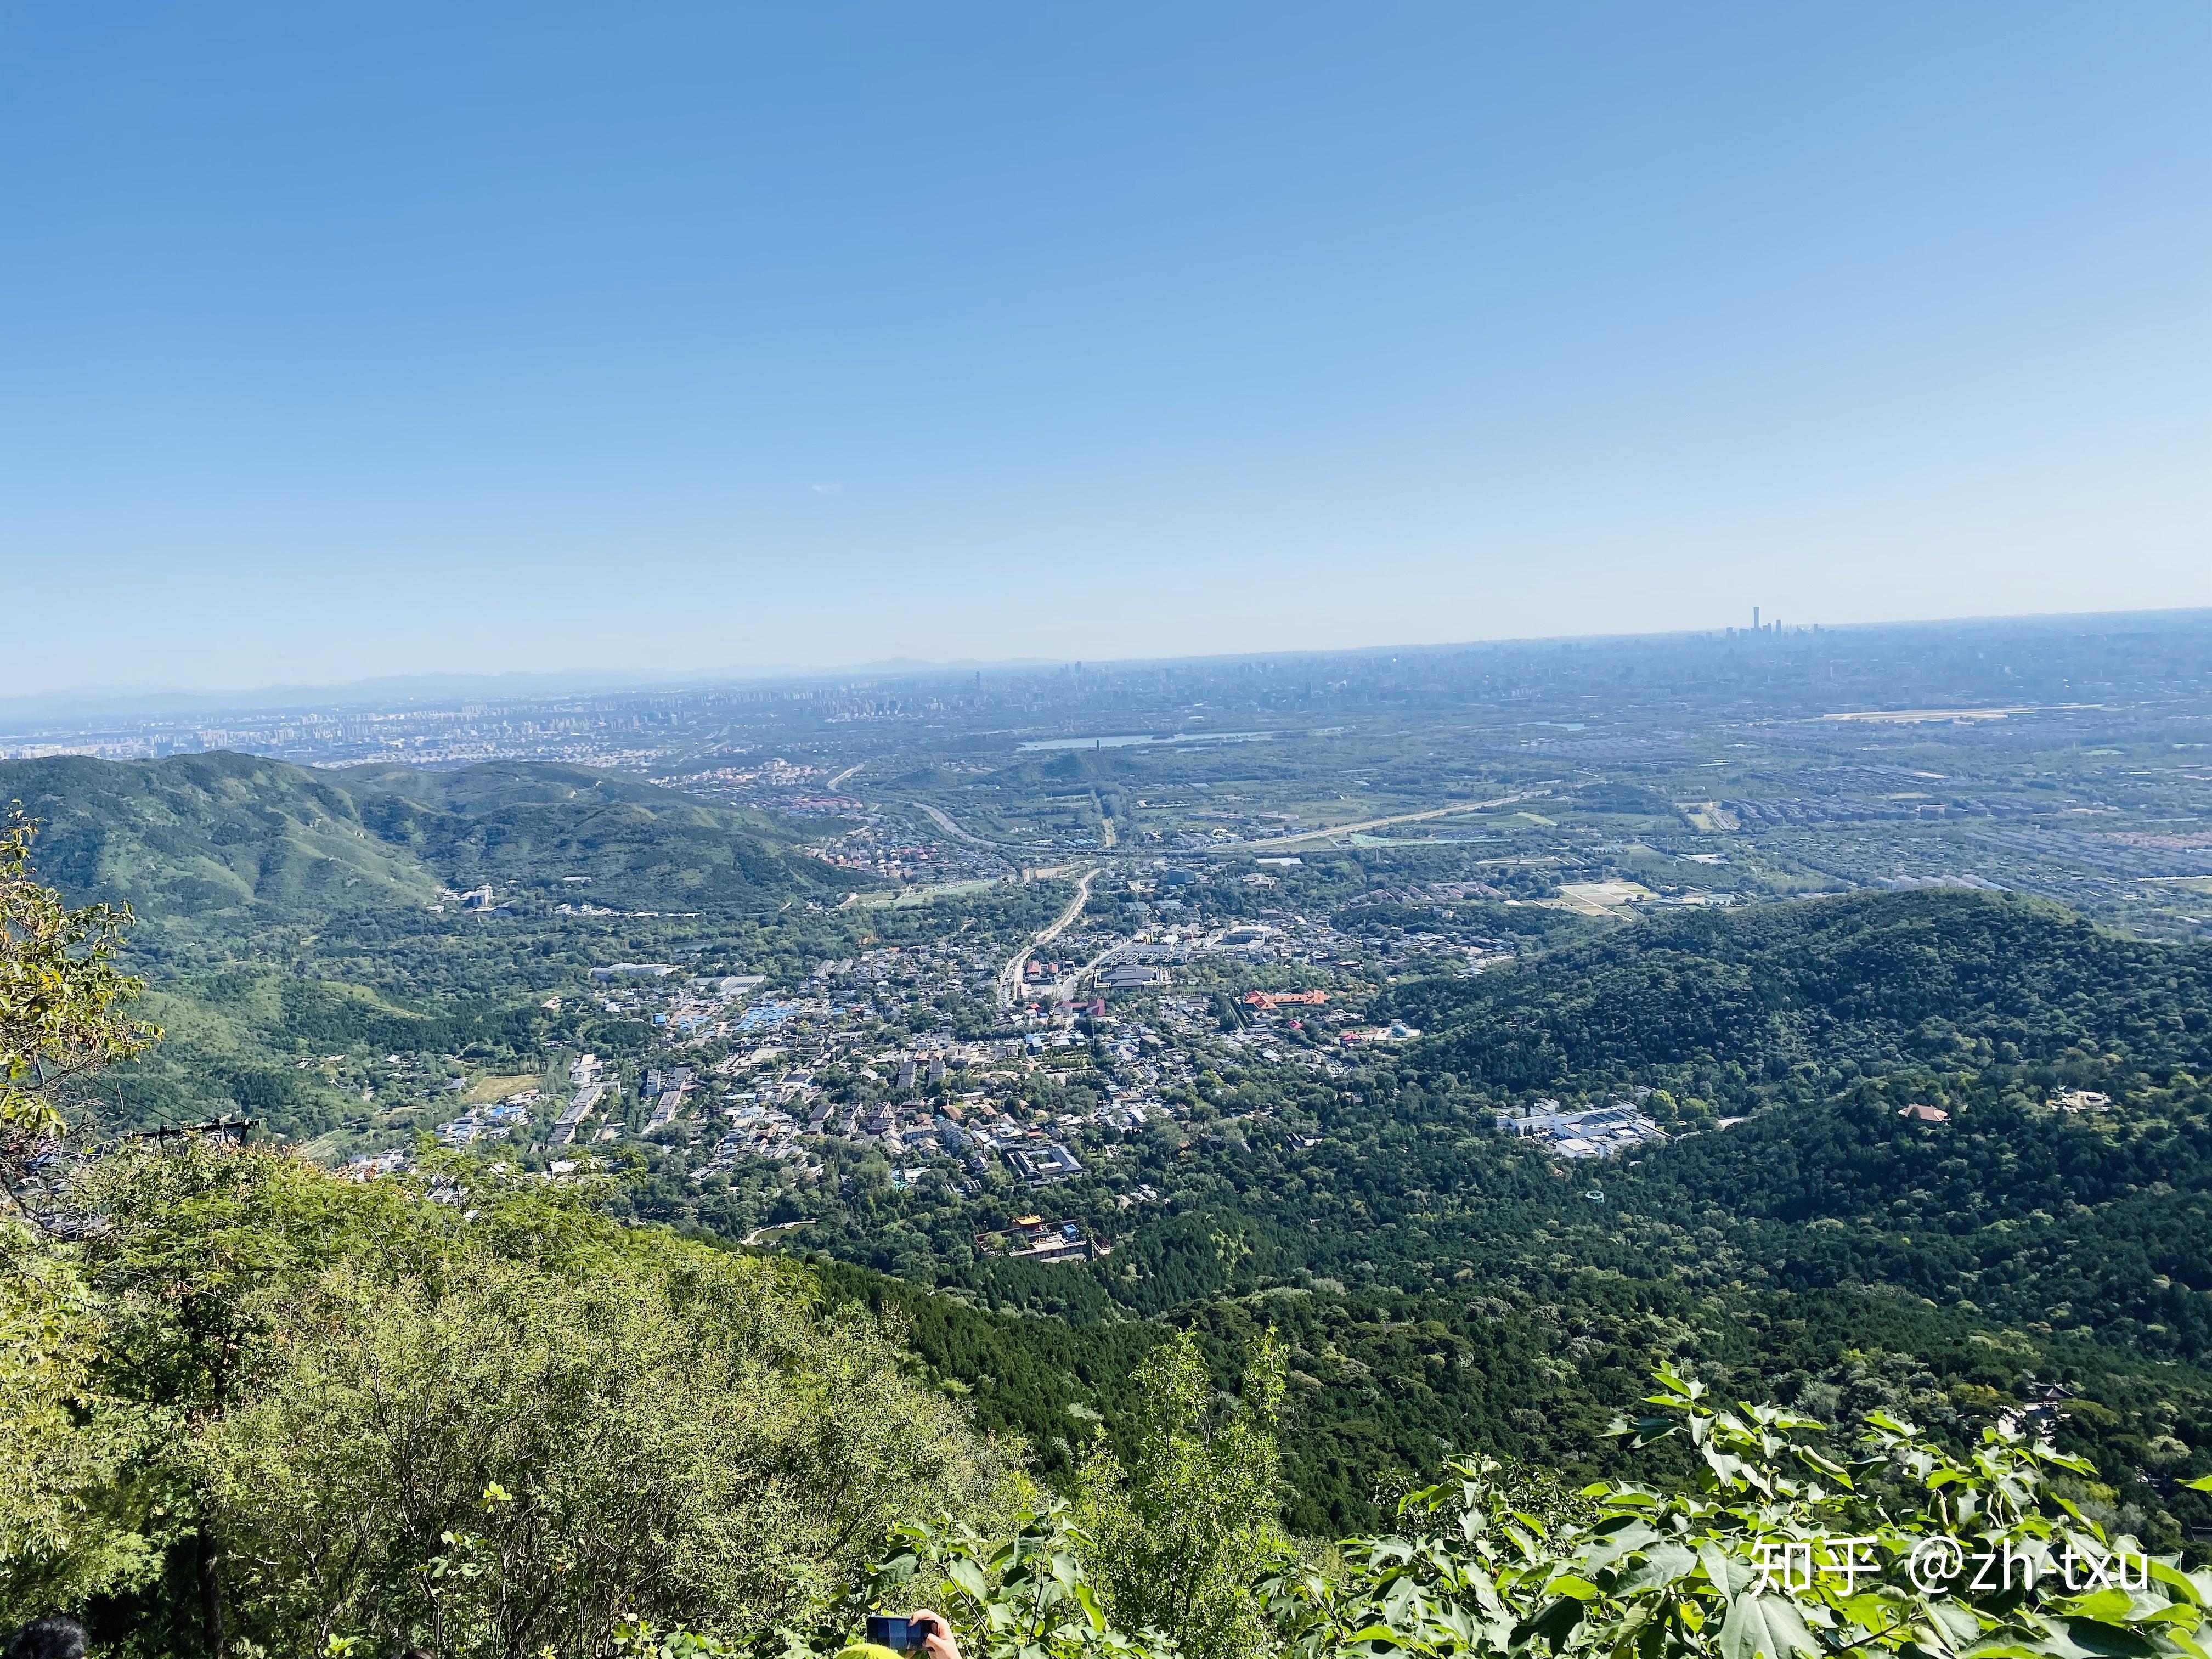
[997,866,1102,1008]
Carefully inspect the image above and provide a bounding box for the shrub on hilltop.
[12,1143,1018,1655]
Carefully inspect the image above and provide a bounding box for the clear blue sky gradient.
[4,4,2207,690]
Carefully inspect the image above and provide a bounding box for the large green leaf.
[1514,1596,1588,1655]
[1619,1544,1698,1596]
[1719,1594,1819,1659]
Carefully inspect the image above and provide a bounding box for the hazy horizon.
[7,603,2209,721]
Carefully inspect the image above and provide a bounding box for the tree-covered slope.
[0,752,871,952]
[0,752,441,939]
[334,759,684,811]
[1387,889,2212,1095]
[346,782,854,911]
[1601,1078,2212,1361]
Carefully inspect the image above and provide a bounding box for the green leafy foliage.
[43,1143,1017,1658]
[589,1363,2212,1659]
[0,1220,160,1628]
[200,1249,1008,1656]
[0,810,159,1155]
[1265,1364,2212,1659]
[864,1498,1164,1659]
[0,814,168,1626]
[1075,1330,1292,1659]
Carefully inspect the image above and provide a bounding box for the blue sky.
[4,3,2207,691]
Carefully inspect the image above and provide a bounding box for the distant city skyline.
[5,3,2207,692]
[5,605,2207,725]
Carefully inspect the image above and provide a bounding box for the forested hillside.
[339,759,859,911]
[1,753,442,945]
[0,752,867,962]
[1384,889,2212,1099]
[1611,1086,2212,1357]
[22,1144,2207,1659]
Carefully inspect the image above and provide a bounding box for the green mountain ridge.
[2,752,443,941]
[1385,888,2212,1091]
[334,758,687,810]
[1,752,870,957]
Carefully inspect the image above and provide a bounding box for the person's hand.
[909,1609,962,1659]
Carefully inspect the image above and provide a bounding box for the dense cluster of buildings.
[1495,1098,1664,1159]
[346,869,1627,1206]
